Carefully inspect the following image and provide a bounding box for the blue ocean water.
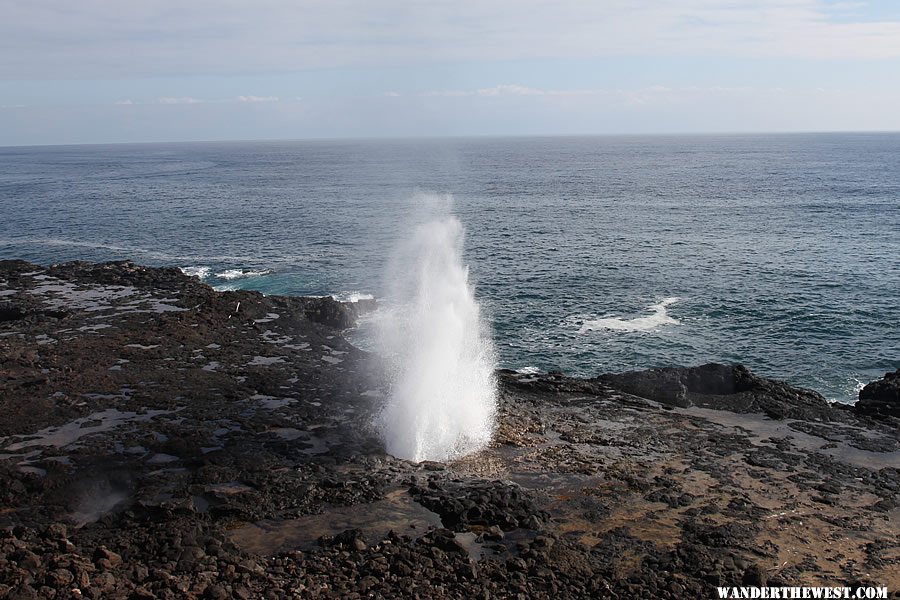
[1,134,898,403]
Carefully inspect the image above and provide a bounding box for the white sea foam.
[578,297,680,333]
[515,366,541,375]
[180,266,211,280]
[332,291,375,303]
[214,268,274,280]
[375,196,497,463]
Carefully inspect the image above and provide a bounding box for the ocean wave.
[515,366,541,375]
[214,268,274,280]
[1,237,259,264]
[844,375,867,400]
[577,297,680,333]
[180,266,211,280]
[331,291,375,303]
[212,283,241,292]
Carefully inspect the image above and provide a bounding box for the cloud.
[476,84,545,97]
[237,95,279,102]
[1,1,899,79]
[114,99,134,105]
[4,82,900,146]
[417,83,788,107]
[381,91,401,97]
[158,96,203,104]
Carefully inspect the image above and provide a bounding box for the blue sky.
[2,0,900,145]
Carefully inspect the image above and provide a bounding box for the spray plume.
[376,195,497,462]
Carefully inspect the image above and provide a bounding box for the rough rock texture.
[597,363,839,421]
[857,369,900,419]
[1,261,898,599]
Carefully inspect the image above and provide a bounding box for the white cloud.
[158,96,203,104]
[1,1,899,79]
[115,99,134,105]
[417,83,797,108]
[476,84,545,97]
[381,91,401,97]
[237,95,279,102]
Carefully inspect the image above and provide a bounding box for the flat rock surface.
[1,261,898,599]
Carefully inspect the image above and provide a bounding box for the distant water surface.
[2,134,898,402]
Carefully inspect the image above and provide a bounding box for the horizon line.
[3,128,899,150]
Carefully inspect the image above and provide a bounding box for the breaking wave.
[214,268,274,280]
[331,291,375,303]
[577,297,680,333]
[180,266,211,280]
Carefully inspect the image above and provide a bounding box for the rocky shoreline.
[1,260,898,599]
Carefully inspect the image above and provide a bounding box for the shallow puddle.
[679,407,900,469]
[228,489,442,555]
[2,408,174,454]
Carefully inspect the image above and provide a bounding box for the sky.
[2,0,900,145]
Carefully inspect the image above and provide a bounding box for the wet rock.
[856,369,900,419]
[291,296,360,330]
[602,368,691,407]
[0,303,28,323]
[600,363,836,420]
[319,528,368,552]
[422,529,468,555]
[410,480,548,532]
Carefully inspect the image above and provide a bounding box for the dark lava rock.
[0,303,28,323]
[205,584,229,600]
[599,363,836,420]
[410,479,549,532]
[290,296,363,329]
[94,545,123,568]
[602,366,693,407]
[419,528,468,555]
[2,260,897,599]
[856,369,900,419]
[319,528,368,552]
[742,564,768,586]
[497,369,610,396]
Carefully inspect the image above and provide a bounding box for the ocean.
[1,134,898,403]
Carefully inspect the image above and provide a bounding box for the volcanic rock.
[856,368,900,419]
[0,260,897,598]
[598,363,836,420]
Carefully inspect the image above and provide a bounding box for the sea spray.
[376,204,497,463]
